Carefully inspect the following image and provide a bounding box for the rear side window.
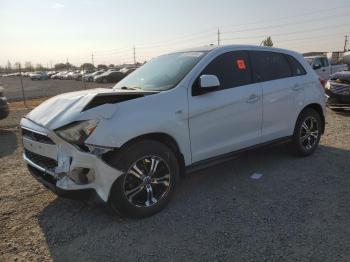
[200,51,252,90]
[285,55,306,76]
[250,51,292,82]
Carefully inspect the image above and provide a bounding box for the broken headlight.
[55,119,99,146]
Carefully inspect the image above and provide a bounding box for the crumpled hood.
[25,88,152,130]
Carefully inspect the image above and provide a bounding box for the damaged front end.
[21,118,121,202]
[326,71,350,109]
[20,88,155,202]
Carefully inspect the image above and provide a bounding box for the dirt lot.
[0,98,350,261]
[0,77,109,101]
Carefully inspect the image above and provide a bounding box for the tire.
[291,108,322,157]
[108,140,180,218]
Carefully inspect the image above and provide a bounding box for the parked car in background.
[325,71,350,109]
[0,86,9,120]
[70,70,84,81]
[305,56,348,81]
[62,71,79,80]
[83,70,105,82]
[30,72,49,80]
[20,45,326,218]
[119,67,137,76]
[94,70,124,83]
[47,71,57,77]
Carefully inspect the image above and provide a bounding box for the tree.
[54,63,66,71]
[108,64,115,68]
[65,62,74,70]
[36,64,44,71]
[6,60,12,72]
[80,63,95,71]
[97,64,108,70]
[262,36,273,47]
[14,62,21,70]
[24,61,33,71]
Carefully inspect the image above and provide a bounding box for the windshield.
[113,51,207,91]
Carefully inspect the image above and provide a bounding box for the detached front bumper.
[20,117,122,202]
[26,164,96,200]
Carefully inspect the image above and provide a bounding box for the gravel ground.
[0,102,350,261]
[0,77,109,101]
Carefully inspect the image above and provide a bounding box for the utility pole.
[91,53,95,66]
[217,28,221,46]
[133,46,136,65]
[344,35,349,52]
[18,63,28,108]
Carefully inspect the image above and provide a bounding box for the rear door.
[250,51,303,142]
[188,50,262,163]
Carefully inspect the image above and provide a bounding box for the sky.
[0,0,349,67]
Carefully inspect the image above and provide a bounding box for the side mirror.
[199,75,220,91]
[313,64,322,70]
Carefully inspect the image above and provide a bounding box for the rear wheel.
[291,108,322,156]
[109,140,180,218]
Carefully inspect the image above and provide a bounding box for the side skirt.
[185,136,292,174]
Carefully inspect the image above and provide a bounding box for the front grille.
[22,128,55,144]
[25,149,58,170]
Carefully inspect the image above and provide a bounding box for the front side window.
[199,51,252,90]
[250,51,292,82]
[113,51,207,91]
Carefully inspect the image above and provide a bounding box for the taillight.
[319,78,326,89]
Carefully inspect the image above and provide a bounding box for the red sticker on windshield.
[237,59,246,70]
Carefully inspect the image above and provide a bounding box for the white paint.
[20,45,326,202]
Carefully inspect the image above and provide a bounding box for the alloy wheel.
[123,156,171,208]
[299,116,319,151]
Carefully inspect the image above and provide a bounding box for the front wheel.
[291,108,322,156]
[108,140,180,218]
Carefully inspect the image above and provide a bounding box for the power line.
[222,12,350,35]
[94,10,350,56]
[219,3,350,30]
[39,3,350,66]
[275,32,349,44]
[222,23,350,42]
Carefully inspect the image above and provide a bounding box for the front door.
[188,51,262,163]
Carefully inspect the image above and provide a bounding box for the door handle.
[246,94,259,103]
[292,84,303,91]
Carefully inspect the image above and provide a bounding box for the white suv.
[21,45,325,218]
